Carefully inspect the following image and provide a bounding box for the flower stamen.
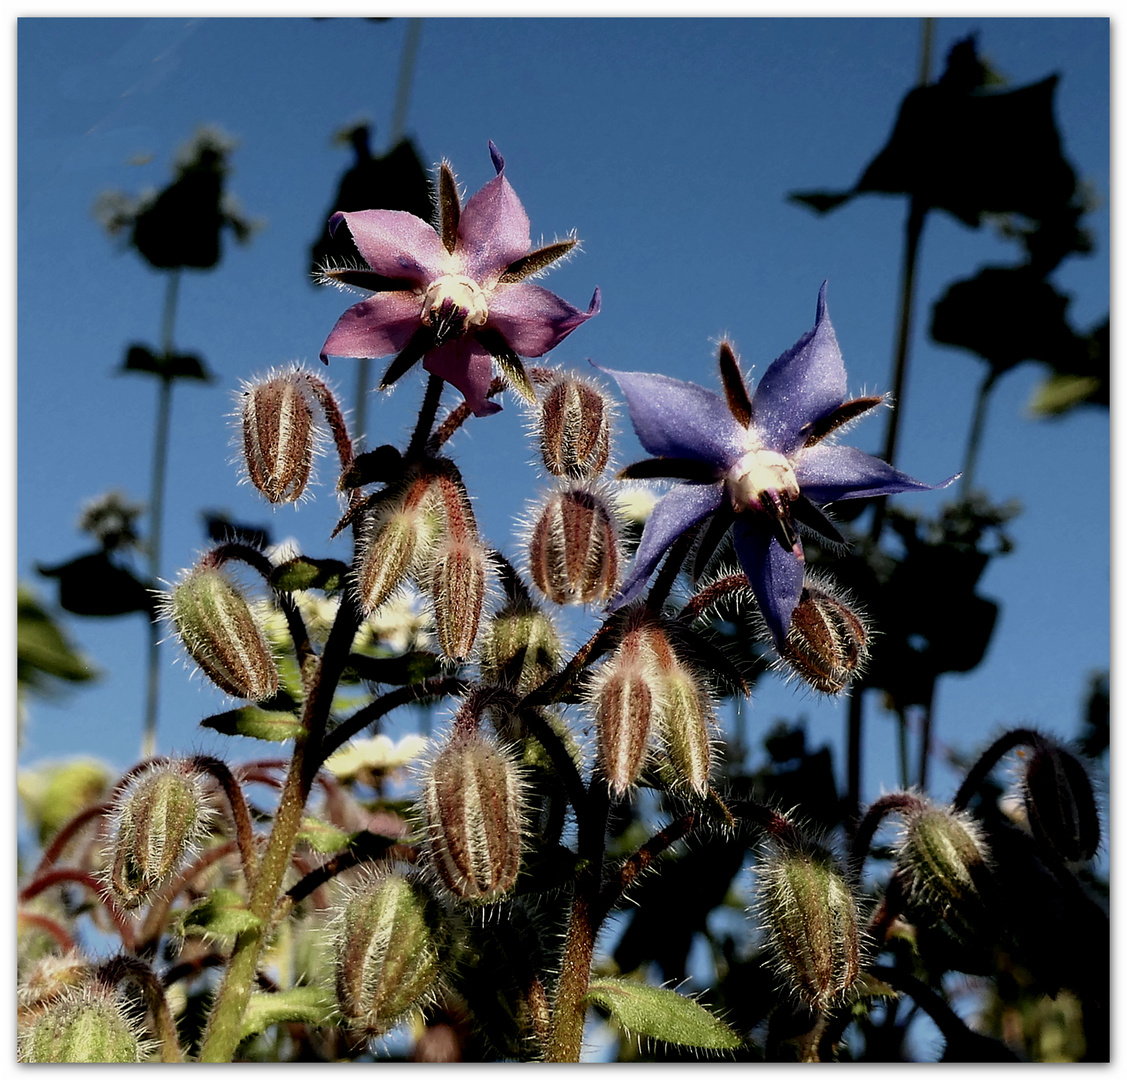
[421,275,490,347]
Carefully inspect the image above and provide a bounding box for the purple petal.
[456,146,531,281]
[796,444,957,504]
[752,282,848,455]
[330,210,450,284]
[611,483,724,609]
[423,338,502,417]
[596,365,748,471]
[319,292,422,361]
[488,284,599,357]
[732,518,805,646]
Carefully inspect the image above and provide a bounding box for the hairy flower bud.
[757,845,862,1010]
[18,954,94,1013]
[538,373,612,480]
[777,579,869,694]
[588,624,662,796]
[656,665,715,795]
[478,604,562,695]
[528,483,619,605]
[422,728,524,902]
[895,801,991,927]
[429,539,488,661]
[332,871,444,1035]
[1023,742,1100,863]
[106,761,212,909]
[19,986,152,1063]
[239,368,319,504]
[166,563,279,700]
[357,472,443,614]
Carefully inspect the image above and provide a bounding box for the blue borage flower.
[598,283,955,645]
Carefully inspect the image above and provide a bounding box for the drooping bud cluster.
[18,985,153,1063]
[420,715,525,902]
[528,483,620,606]
[105,760,213,909]
[587,613,716,796]
[165,561,279,700]
[238,367,321,504]
[894,799,992,928]
[755,840,862,1011]
[537,372,612,480]
[331,869,444,1036]
[1022,740,1100,864]
[777,578,869,694]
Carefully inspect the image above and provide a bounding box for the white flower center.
[421,274,490,342]
[725,447,800,514]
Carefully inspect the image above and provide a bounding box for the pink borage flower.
[319,142,600,418]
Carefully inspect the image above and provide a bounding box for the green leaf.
[271,556,350,594]
[297,816,356,854]
[585,977,742,1051]
[238,986,336,1042]
[178,888,262,944]
[200,706,305,742]
[1028,372,1103,417]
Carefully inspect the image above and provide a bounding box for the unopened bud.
[357,473,443,613]
[429,539,489,661]
[538,374,612,479]
[588,623,663,796]
[895,801,991,924]
[18,953,94,1013]
[239,368,319,504]
[778,580,869,694]
[19,986,152,1063]
[107,761,212,909]
[479,605,562,695]
[1023,742,1100,863]
[528,483,619,605]
[422,728,524,902]
[166,563,279,700]
[757,845,861,1010]
[656,665,715,795]
[332,870,444,1035]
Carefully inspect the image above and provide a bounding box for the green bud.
[107,762,212,909]
[478,605,562,695]
[18,953,93,1012]
[528,483,620,605]
[895,802,991,925]
[19,986,152,1063]
[757,846,861,1010]
[167,563,279,700]
[538,373,612,480]
[1023,742,1100,864]
[422,729,524,902]
[332,871,444,1035]
[240,367,319,504]
[656,665,714,795]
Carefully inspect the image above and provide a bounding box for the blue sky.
[16,14,1110,821]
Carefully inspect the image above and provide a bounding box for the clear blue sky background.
[17,16,1109,822]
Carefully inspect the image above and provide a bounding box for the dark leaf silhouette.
[38,550,156,618]
[121,343,213,383]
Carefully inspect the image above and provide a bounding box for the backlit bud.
[18,985,152,1063]
[429,539,488,661]
[239,368,319,504]
[538,374,612,479]
[166,563,279,700]
[332,870,444,1035]
[1023,742,1100,863]
[18,953,94,1012]
[422,729,524,902]
[478,604,562,695]
[528,483,619,605]
[895,801,991,923]
[656,665,715,795]
[588,624,662,796]
[777,579,869,694]
[756,845,861,1010]
[357,473,443,614]
[106,761,212,909]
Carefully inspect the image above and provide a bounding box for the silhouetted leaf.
[37,551,155,618]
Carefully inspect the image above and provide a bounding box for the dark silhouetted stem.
[959,368,997,499]
[953,727,1047,811]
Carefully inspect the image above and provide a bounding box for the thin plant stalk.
[142,268,181,758]
[959,368,997,498]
